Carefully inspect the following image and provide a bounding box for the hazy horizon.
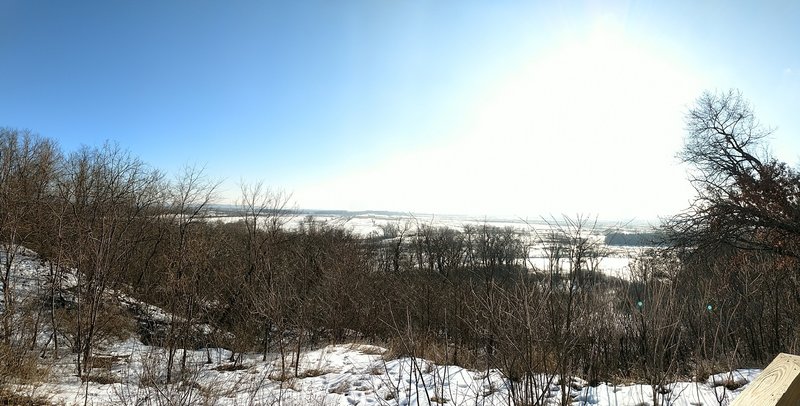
[2,1,799,220]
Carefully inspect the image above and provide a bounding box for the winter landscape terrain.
[4,1,800,404]
[1,239,757,406]
[212,209,650,280]
[1,90,798,406]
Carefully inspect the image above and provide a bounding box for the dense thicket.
[0,89,798,406]
[665,90,800,367]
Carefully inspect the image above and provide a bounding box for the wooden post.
[731,353,800,405]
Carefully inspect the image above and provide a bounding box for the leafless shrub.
[0,387,52,406]
[0,344,49,386]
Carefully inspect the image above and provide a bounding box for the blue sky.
[2,1,799,220]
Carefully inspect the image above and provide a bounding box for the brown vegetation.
[0,89,797,405]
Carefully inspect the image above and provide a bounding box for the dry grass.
[268,370,293,382]
[0,388,51,406]
[713,377,745,391]
[213,363,248,372]
[430,395,449,404]
[348,343,385,356]
[383,337,478,370]
[693,360,724,383]
[328,380,350,394]
[87,354,128,369]
[81,370,121,385]
[299,368,327,378]
[0,345,50,386]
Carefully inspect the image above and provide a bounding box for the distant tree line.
[604,231,665,246]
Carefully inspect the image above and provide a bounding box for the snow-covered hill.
[2,248,758,405]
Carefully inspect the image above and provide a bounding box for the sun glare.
[446,15,701,216]
[300,15,701,217]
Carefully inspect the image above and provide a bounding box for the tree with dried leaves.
[668,89,800,259]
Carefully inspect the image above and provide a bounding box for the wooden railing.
[731,353,800,405]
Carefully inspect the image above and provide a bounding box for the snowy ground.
[2,247,758,405]
[35,340,757,406]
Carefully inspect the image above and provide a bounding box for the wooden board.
[731,353,800,406]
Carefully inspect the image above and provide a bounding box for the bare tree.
[55,143,163,378]
[160,165,219,383]
[0,129,59,346]
[628,254,686,406]
[669,89,800,259]
[238,182,292,362]
[666,89,800,371]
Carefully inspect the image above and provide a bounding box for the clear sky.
[2,1,799,220]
